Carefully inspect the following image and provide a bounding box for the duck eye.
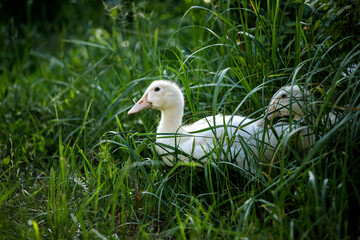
[154,87,160,92]
[281,94,287,98]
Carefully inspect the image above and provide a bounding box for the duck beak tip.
[128,93,151,115]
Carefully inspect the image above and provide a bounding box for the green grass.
[1,0,360,239]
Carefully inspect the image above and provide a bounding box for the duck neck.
[157,105,184,134]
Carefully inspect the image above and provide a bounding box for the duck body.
[128,80,313,172]
[157,114,262,171]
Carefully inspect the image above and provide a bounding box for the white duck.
[128,81,313,173]
[265,85,311,121]
[263,84,315,149]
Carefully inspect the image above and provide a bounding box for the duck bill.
[266,106,281,121]
[128,93,152,115]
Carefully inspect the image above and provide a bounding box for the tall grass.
[1,0,359,239]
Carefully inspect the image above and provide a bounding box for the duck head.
[128,80,184,114]
[266,85,310,121]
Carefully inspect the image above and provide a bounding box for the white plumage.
[128,80,313,173]
[265,85,310,121]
